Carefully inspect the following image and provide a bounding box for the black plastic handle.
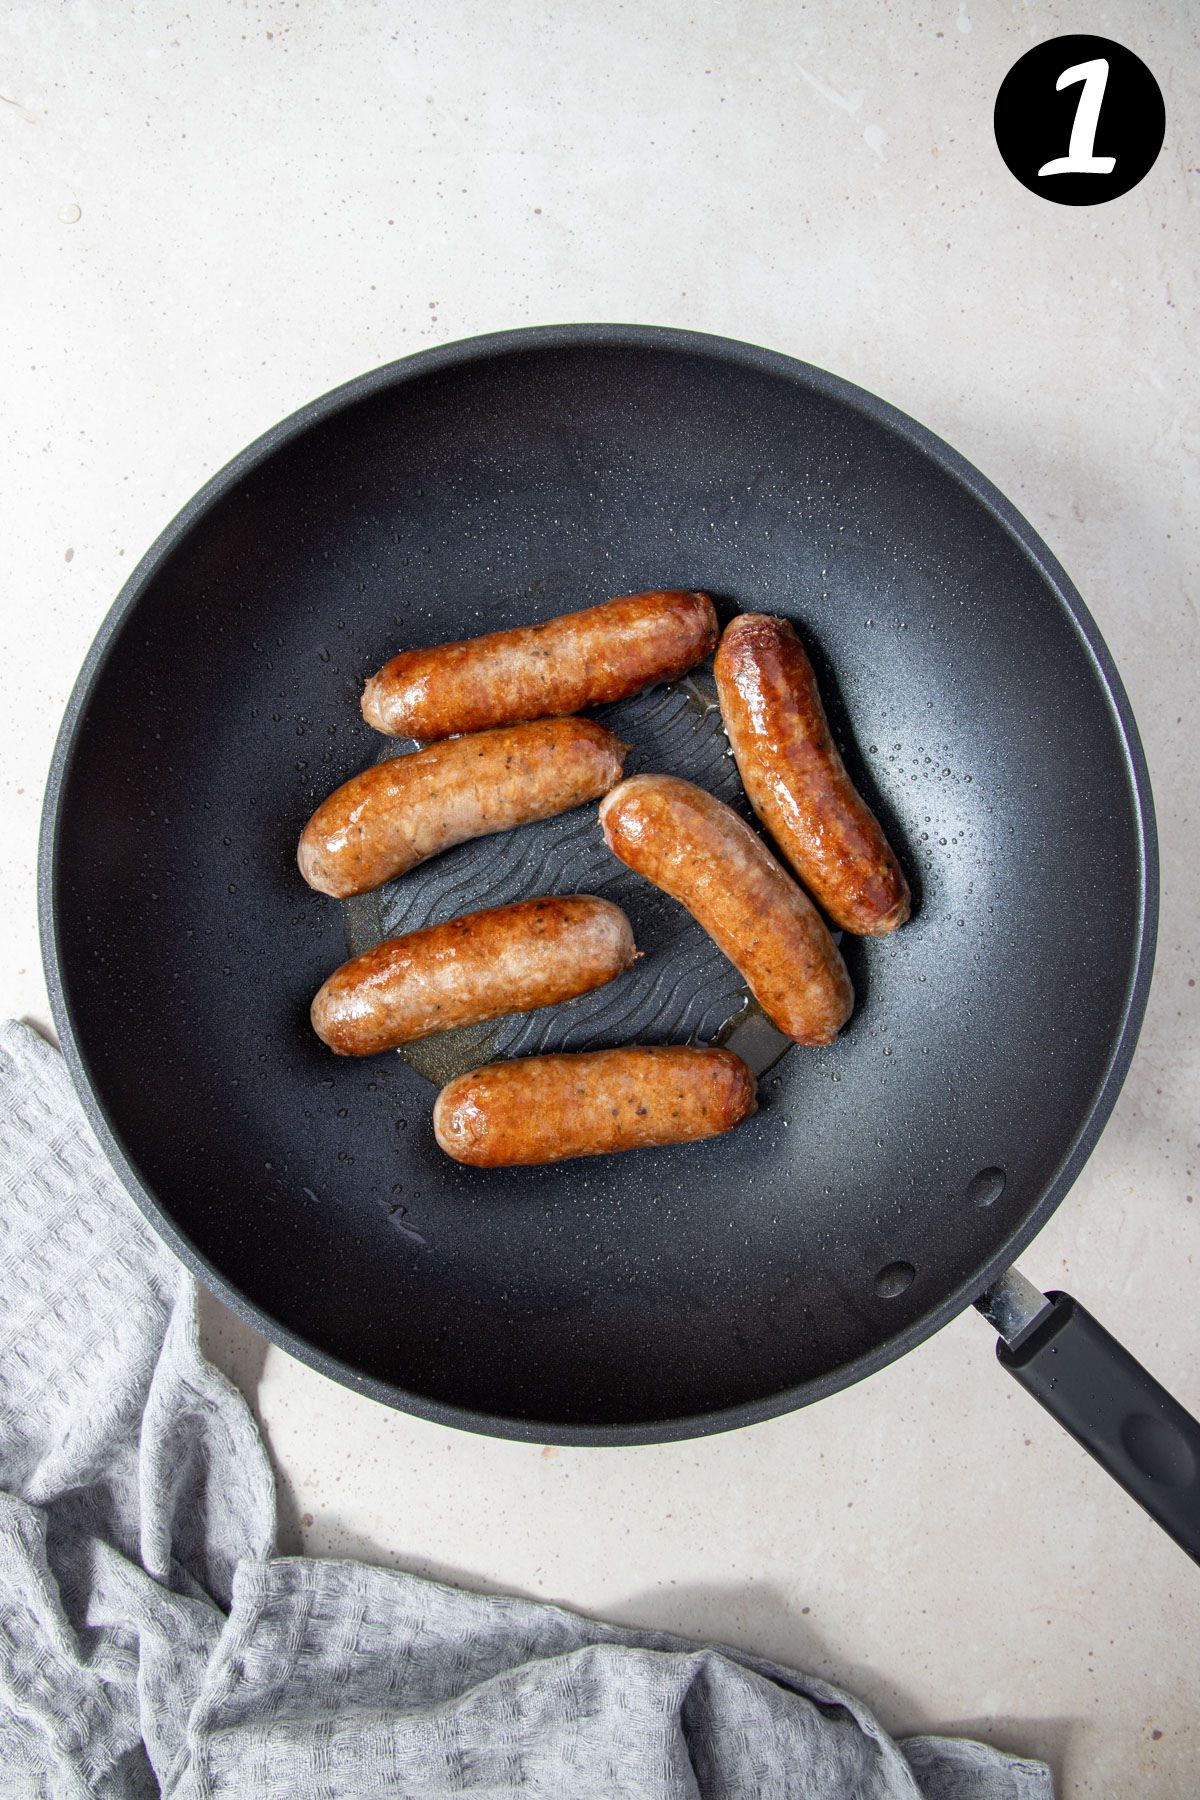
[998,1291,1200,1563]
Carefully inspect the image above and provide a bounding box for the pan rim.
[38,322,1159,1445]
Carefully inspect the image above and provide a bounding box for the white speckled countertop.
[3,3,1198,1792]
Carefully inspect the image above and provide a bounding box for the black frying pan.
[40,326,1200,1559]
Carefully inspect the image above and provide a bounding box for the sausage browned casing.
[433,1045,757,1166]
[361,590,718,739]
[714,614,911,936]
[599,775,853,1046]
[311,896,637,1056]
[298,717,627,899]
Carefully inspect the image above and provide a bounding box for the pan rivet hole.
[874,1260,915,1300]
[966,1167,1006,1208]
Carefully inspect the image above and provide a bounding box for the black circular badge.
[994,35,1165,205]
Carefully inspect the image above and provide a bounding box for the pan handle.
[976,1269,1200,1564]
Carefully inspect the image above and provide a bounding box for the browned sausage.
[361,590,718,739]
[714,614,910,936]
[599,775,853,1046]
[298,717,627,899]
[433,1045,757,1166]
[311,896,637,1056]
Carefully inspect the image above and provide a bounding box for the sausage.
[361,590,718,739]
[433,1045,757,1166]
[714,614,910,936]
[599,775,853,1046]
[298,717,627,899]
[311,896,637,1055]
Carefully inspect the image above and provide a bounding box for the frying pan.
[39,325,1200,1560]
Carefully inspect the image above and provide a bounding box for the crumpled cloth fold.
[0,1020,1052,1798]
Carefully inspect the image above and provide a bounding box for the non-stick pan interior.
[44,330,1153,1439]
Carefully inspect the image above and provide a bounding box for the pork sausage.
[714,613,910,936]
[311,895,637,1056]
[298,717,627,899]
[599,774,853,1045]
[361,590,718,739]
[433,1045,757,1166]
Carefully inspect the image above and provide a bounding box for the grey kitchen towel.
[0,1020,1053,1799]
